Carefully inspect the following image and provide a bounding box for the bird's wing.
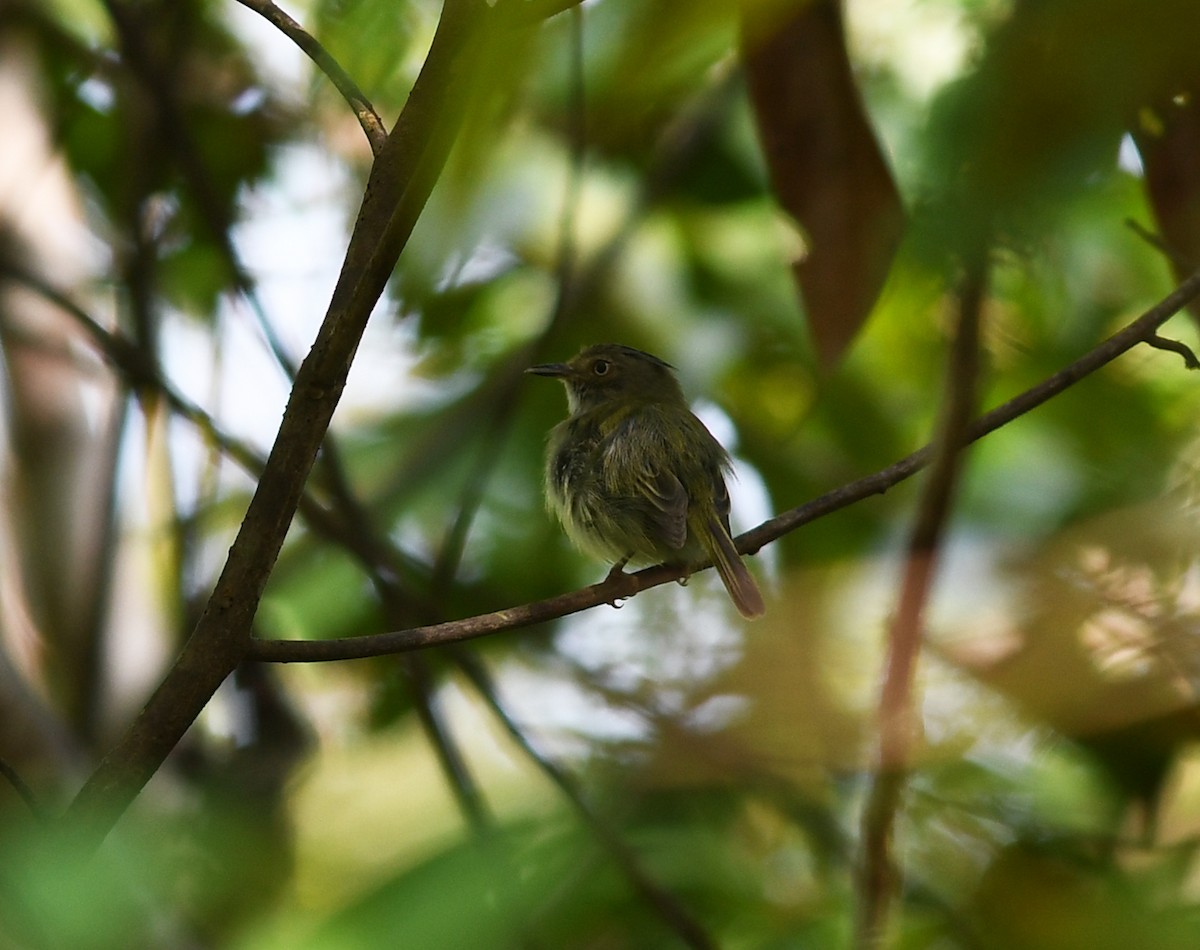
[640,468,689,551]
[602,415,690,552]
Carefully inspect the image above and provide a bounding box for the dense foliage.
[2,0,1200,946]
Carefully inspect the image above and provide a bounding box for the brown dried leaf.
[740,0,904,367]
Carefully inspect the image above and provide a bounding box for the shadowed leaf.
[1134,88,1200,328]
[740,0,904,367]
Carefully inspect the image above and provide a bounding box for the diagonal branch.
[453,648,716,949]
[234,0,584,160]
[0,263,381,554]
[247,264,1200,663]
[0,757,42,819]
[63,0,492,852]
[233,0,387,153]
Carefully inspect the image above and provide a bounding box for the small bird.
[527,343,765,619]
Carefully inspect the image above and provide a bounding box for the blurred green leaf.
[8,0,1200,946]
[921,0,1200,256]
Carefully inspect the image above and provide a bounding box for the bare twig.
[1146,332,1200,368]
[234,0,586,157]
[453,649,717,949]
[233,0,387,153]
[855,262,986,949]
[247,264,1200,663]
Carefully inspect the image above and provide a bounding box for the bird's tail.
[705,515,765,620]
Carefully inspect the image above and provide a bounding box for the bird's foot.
[604,554,632,584]
[603,555,634,607]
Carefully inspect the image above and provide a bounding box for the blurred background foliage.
[2,0,1200,946]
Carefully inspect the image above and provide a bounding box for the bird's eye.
[592,359,610,376]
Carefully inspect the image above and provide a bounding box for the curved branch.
[233,0,387,154]
[248,264,1200,664]
[1146,333,1200,369]
[233,0,586,156]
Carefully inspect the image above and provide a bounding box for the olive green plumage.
[527,343,765,620]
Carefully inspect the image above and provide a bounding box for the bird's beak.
[526,362,571,378]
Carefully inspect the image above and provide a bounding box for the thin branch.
[745,262,1200,554]
[431,3,587,593]
[0,757,42,819]
[1126,218,1186,268]
[236,0,586,156]
[855,262,987,949]
[453,649,717,949]
[406,654,492,830]
[233,0,387,154]
[247,264,1200,663]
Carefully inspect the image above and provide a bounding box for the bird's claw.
[603,554,635,607]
